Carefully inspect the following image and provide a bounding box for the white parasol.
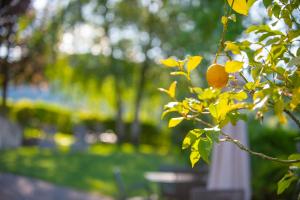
[207,120,251,200]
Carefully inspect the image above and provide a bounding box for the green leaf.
[228,14,237,22]
[288,30,300,41]
[258,32,273,42]
[187,56,202,74]
[246,25,266,33]
[160,58,178,67]
[168,117,184,128]
[288,154,300,167]
[263,0,272,8]
[246,25,283,35]
[205,127,220,143]
[198,138,212,163]
[182,129,203,149]
[265,37,281,46]
[161,109,174,119]
[288,57,300,67]
[272,3,281,18]
[251,67,261,81]
[277,173,297,194]
[282,9,292,28]
[225,60,244,73]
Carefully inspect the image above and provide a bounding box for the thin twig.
[284,109,300,129]
[194,118,300,164]
[239,72,248,83]
[220,132,300,164]
[214,23,228,63]
[214,0,234,63]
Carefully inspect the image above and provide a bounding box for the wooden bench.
[146,165,208,200]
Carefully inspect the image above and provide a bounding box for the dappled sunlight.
[85,178,115,195]
[54,133,75,147]
[0,146,181,196]
[89,144,116,156]
[0,0,299,199]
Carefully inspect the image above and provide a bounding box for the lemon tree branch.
[194,117,300,164]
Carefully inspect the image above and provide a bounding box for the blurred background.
[0,0,299,199]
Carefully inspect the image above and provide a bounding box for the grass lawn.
[0,144,185,198]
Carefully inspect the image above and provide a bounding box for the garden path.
[0,173,113,200]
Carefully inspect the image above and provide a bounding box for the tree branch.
[284,109,300,129]
[220,131,300,164]
[194,118,300,164]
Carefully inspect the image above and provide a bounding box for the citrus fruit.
[206,63,229,88]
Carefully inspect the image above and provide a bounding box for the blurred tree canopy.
[2,0,244,144]
[0,0,31,111]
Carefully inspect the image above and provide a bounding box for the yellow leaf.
[178,60,185,70]
[158,88,169,96]
[209,104,218,119]
[168,117,184,128]
[187,56,202,74]
[225,60,244,73]
[168,81,177,98]
[190,150,200,168]
[232,91,248,101]
[227,0,249,15]
[170,71,189,80]
[217,98,230,121]
[225,41,241,54]
[275,99,287,124]
[221,16,228,25]
[290,88,300,111]
[160,58,178,67]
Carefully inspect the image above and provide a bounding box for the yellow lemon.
[206,64,229,89]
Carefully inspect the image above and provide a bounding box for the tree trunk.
[1,27,12,115]
[131,60,149,146]
[101,6,126,144]
[110,55,125,144]
[1,61,9,112]
[115,80,125,144]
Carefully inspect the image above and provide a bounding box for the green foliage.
[10,100,72,133]
[159,0,300,194]
[277,173,297,195]
[8,100,169,146]
[249,121,298,199]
